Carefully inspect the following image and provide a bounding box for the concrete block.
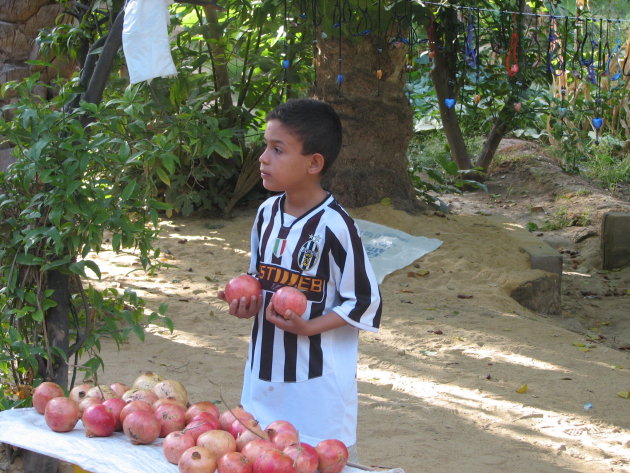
[601,212,630,270]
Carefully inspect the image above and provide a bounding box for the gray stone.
[601,212,630,270]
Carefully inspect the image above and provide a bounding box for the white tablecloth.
[0,408,404,473]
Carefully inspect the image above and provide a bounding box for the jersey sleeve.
[249,204,265,275]
[327,217,382,332]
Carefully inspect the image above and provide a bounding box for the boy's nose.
[259,150,268,164]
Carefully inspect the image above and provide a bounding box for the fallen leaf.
[516,384,528,394]
[616,391,629,399]
[407,270,430,278]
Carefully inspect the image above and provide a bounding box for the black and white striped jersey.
[246,192,382,383]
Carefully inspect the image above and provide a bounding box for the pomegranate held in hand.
[225,275,262,303]
[178,446,216,473]
[284,442,319,473]
[82,404,117,437]
[33,381,65,414]
[123,409,161,444]
[217,451,252,473]
[163,430,196,464]
[316,439,348,473]
[271,286,307,318]
[44,397,79,432]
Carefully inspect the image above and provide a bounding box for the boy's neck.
[283,183,328,218]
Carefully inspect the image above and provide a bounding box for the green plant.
[0,74,173,407]
[540,207,591,231]
[408,133,487,207]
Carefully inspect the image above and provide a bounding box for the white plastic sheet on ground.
[356,219,443,284]
[122,0,177,84]
[0,408,404,473]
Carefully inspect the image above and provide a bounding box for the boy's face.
[259,119,317,193]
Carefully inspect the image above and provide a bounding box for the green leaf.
[15,253,45,266]
[155,167,171,186]
[83,260,102,279]
[132,325,145,342]
[121,180,136,201]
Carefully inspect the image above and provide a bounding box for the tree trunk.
[313,34,424,212]
[430,51,472,170]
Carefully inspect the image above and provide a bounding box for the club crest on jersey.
[273,238,287,258]
[297,235,321,271]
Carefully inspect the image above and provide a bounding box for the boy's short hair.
[267,99,342,173]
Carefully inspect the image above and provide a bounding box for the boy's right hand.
[217,290,261,319]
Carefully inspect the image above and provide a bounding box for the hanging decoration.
[505,12,519,77]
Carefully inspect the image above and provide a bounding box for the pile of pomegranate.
[32,372,349,473]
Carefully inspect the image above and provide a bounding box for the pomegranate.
[224,274,262,304]
[235,427,269,452]
[154,398,187,411]
[78,396,102,417]
[122,388,159,405]
[178,446,216,473]
[184,412,221,442]
[271,286,307,318]
[120,400,153,424]
[240,438,276,464]
[44,397,79,432]
[265,420,299,450]
[230,417,264,438]
[69,383,93,405]
[152,379,189,406]
[219,407,255,432]
[155,401,187,437]
[132,371,164,391]
[102,397,126,431]
[217,451,253,473]
[109,382,130,398]
[185,401,220,423]
[316,439,348,473]
[85,384,117,401]
[123,409,160,445]
[197,429,237,459]
[284,442,318,473]
[163,430,196,464]
[32,381,65,414]
[82,404,117,437]
[253,448,297,473]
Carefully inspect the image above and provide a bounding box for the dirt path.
[3,142,630,473]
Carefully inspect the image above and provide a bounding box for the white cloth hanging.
[122,0,177,84]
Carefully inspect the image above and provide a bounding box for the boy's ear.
[308,153,326,175]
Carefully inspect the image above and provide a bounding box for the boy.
[219,98,381,459]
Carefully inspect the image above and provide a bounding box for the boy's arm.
[265,302,347,336]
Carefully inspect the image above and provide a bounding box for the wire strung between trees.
[417,0,630,24]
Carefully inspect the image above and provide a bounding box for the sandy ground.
[4,148,630,473]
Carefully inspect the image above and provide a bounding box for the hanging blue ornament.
[282,59,290,69]
[592,117,603,130]
[558,107,567,118]
[337,74,344,85]
[444,98,456,109]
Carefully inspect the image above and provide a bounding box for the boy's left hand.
[266,301,310,336]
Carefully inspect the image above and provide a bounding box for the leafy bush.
[0,74,172,406]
